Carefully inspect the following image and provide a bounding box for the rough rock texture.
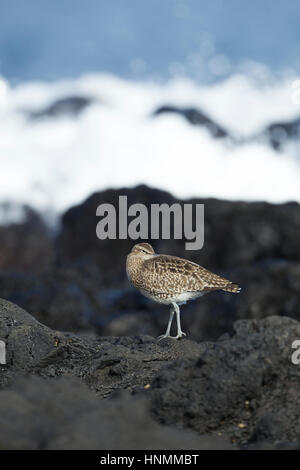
[1,298,300,449]
[0,298,64,388]
[149,316,300,447]
[0,298,206,397]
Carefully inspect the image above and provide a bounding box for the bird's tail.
[222,283,241,293]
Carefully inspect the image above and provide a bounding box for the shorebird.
[126,242,241,340]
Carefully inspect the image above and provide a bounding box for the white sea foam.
[0,73,300,224]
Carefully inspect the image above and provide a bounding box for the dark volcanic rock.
[0,206,53,273]
[1,298,300,448]
[0,298,64,388]
[0,298,206,397]
[152,105,230,138]
[149,316,300,447]
[0,376,232,450]
[58,185,300,275]
[57,186,173,276]
[234,261,300,322]
[0,298,232,449]
[53,185,300,338]
[0,268,100,333]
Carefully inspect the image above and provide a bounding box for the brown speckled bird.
[126,242,241,340]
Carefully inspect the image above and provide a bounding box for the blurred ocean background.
[1,0,300,223]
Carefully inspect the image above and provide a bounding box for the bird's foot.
[174,332,186,340]
[157,334,171,341]
[157,332,186,341]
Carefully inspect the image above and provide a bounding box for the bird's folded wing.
[142,255,233,293]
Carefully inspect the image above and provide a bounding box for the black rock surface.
[149,315,300,447]
[0,298,299,449]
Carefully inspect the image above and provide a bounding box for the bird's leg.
[173,303,186,339]
[157,303,186,341]
[157,305,175,341]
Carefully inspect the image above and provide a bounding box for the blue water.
[1,0,300,83]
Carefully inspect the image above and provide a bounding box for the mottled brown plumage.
[126,242,241,340]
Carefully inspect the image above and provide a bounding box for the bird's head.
[130,242,155,259]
